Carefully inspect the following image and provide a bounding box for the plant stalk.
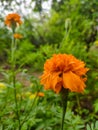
[11,29,21,130]
[61,88,69,130]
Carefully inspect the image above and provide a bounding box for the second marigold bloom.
[5,13,22,27]
[40,54,89,93]
[14,33,23,39]
[37,92,44,97]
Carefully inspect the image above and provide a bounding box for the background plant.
[0,0,98,129]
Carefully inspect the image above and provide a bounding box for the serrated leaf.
[86,124,91,130]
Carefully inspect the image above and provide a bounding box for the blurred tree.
[34,0,42,12]
[1,0,98,62]
[51,0,65,11]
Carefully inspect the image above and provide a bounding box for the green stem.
[76,94,81,115]
[61,88,69,130]
[60,22,71,49]
[11,29,21,130]
[13,74,21,130]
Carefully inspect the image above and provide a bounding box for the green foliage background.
[0,0,98,129]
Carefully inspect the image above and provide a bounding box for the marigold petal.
[51,72,62,93]
[40,73,52,90]
[63,71,85,93]
[40,72,62,93]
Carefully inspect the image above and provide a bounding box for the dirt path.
[0,70,42,87]
[16,71,42,87]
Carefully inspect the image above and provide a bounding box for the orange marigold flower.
[37,92,44,97]
[14,33,23,39]
[5,13,22,27]
[40,54,89,93]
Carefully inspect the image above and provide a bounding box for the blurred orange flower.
[14,33,23,39]
[37,92,44,97]
[5,13,22,27]
[40,54,89,93]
